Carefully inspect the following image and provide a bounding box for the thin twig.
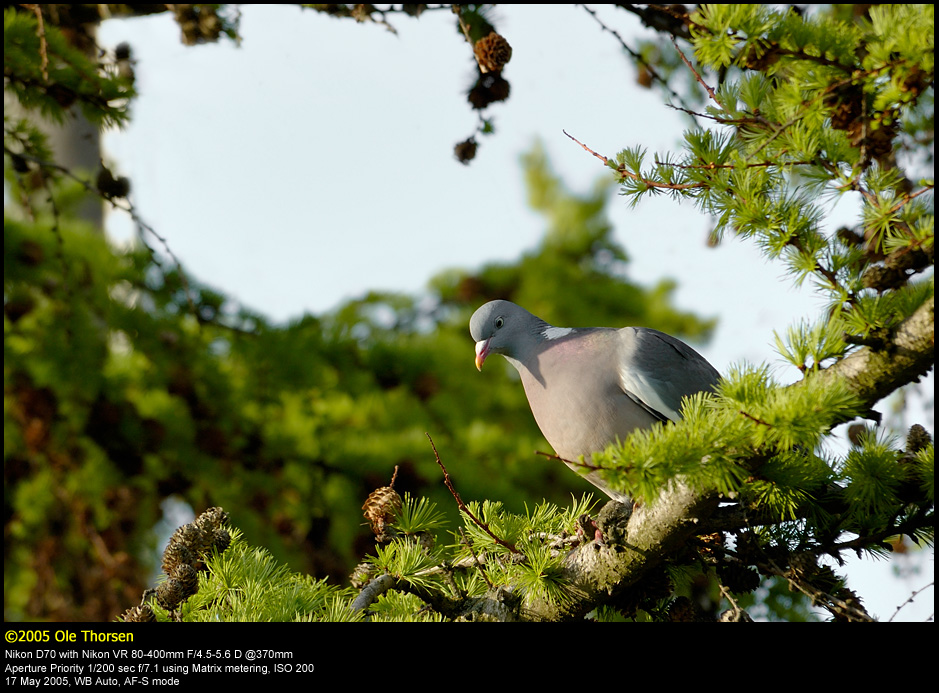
[763,559,874,622]
[888,581,934,623]
[425,433,520,554]
[655,158,817,171]
[535,449,606,473]
[21,5,49,83]
[562,129,609,165]
[5,147,197,317]
[671,37,724,109]
[739,410,773,427]
[883,184,935,217]
[578,4,693,118]
[453,5,474,45]
[718,582,751,621]
[562,130,708,191]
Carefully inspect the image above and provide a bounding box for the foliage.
[4,4,934,623]
[4,8,135,129]
[4,5,717,621]
[354,3,933,622]
[144,527,360,622]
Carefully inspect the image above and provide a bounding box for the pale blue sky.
[96,5,932,621]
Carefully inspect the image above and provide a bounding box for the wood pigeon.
[470,300,720,501]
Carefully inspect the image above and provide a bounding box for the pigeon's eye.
[495,317,504,329]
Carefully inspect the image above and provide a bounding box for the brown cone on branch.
[473,32,512,74]
[363,485,402,537]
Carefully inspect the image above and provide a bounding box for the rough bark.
[816,295,934,410]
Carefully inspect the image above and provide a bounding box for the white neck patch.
[542,326,573,340]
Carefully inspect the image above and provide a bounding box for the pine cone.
[172,563,200,600]
[906,424,932,454]
[668,596,698,622]
[825,84,863,131]
[195,506,231,557]
[212,528,232,555]
[717,563,761,594]
[163,523,208,571]
[363,486,402,535]
[195,506,230,533]
[350,561,378,589]
[862,263,906,292]
[156,578,187,610]
[696,531,725,560]
[161,541,196,577]
[121,604,156,622]
[454,138,478,164]
[467,73,510,110]
[473,32,512,74]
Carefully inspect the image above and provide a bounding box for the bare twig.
[888,581,934,623]
[535,449,606,473]
[671,37,724,109]
[578,5,693,117]
[425,433,520,554]
[21,5,49,83]
[564,129,709,191]
[562,129,610,165]
[882,184,935,218]
[718,582,752,622]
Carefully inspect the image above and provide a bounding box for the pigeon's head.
[469,300,543,371]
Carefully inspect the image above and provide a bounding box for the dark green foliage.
[4,9,135,128]
[5,6,715,620]
[4,4,933,622]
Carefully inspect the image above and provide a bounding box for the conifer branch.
[671,37,724,110]
[535,449,605,472]
[522,484,720,621]
[426,433,520,554]
[815,295,934,410]
[350,572,396,613]
[515,293,934,620]
[562,130,708,192]
[761,559,874,622]
[351,571,464,619]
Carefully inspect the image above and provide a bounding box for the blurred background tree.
[4,4,932,622]
[4,5,716,621]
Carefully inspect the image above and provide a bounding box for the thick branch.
[523,485,719,621]
[816,295,934,410]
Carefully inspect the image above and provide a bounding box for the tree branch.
[815,295,934,410]
[523,483,719,621]
[514,296,934,621]
[426,433,520,554]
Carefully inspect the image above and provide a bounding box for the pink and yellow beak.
[474,338,491,371]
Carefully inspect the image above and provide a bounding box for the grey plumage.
[470,300,720,501]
